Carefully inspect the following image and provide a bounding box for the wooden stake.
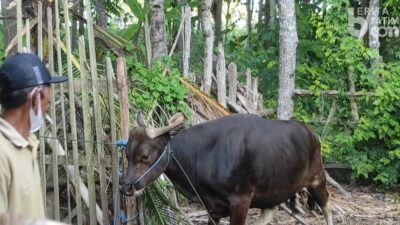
[228,62,237,103]
[117,58,138,224]
[216,42,226,107]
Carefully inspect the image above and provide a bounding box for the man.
[0,53,67,219]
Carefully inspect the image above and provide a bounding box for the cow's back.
[168,114,323,211]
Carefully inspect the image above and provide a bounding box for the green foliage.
[291,1,400,187]
[128,60,189,119]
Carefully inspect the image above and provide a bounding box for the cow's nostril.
[120,184,133,196]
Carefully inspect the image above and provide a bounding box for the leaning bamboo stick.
[44,133,104,225]
[5,20,37,56]
[25,19,30,52]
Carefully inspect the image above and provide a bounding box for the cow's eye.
[141,155,149,161]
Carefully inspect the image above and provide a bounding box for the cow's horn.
[136,112,147,127]
[146,113,184,139]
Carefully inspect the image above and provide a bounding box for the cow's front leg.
[228,195,252,225]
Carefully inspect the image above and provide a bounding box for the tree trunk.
[71,0,79,51]
[277,0,298,120]
[369,0,380,66]
[95,0,107,28]
[269,0,276,28]
[224,0,232,45]
[213,0,223,44]
[79,0,85,36]
[150,0,168,63]
[201,0,214,95]
[257,0,264,33]
[246,0,254,48]
[175,0,184,53]
[2,0,18,54]
[183,6,191,77]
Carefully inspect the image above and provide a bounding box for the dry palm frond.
[179,78,230,121]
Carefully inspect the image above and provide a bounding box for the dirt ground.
[181,185,400,225]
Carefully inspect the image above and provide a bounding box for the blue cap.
[0,53,67,91]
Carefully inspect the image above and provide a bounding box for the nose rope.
[133,142,171,188]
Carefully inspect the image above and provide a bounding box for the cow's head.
[120,113,185,195]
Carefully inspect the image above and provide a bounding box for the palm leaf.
[143,179,193,225]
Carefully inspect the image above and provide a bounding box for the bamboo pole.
[16,0,22,52]
[25,19,30,52]
[54,0,72,222]
[106,57,120,225]
[83,0,109,223]
[38,2,43,59]
[348,67,360,122]
[62,0,83,224]
[37,1,47,211]
[47,7,61,220]
[294,89,375,97]
[79,36,97,225]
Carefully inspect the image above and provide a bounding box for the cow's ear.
[169,124,185,136]
[168,113,185,136]
[136,112,147,127]
[168,112,184,125]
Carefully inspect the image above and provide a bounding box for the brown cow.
[121,113,333,225]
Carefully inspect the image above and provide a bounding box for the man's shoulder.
[0,132,15,154]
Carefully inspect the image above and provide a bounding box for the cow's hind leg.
[228,196,252,225]
[254,206,278,225]
[308,184,333,225]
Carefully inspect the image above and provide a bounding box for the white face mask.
[29,88,44,133]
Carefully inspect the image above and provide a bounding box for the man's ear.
[29,87,40,113]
